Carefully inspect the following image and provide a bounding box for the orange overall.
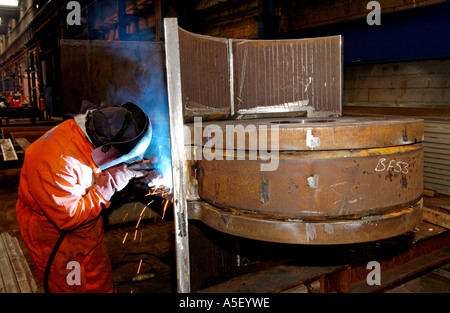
[16,119,113,293]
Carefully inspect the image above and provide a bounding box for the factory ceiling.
[0,4,19,19]
[0,4,19,35]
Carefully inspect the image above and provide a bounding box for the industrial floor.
[1,166,449,293]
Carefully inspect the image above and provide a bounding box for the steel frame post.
[163,17,191,293]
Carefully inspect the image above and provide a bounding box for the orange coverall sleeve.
[28,155,110,231]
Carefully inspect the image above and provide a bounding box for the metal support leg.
[163,18,191,293]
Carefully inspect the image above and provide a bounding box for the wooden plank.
[423,188,438,197]
[0,242,5,293]
[1,233,39,293]
[385,263,450,293]
[424,196,450,212]
[1,233,32,293]
[14,137,30,151]
[197,219,448,293]
[13,236,39,293]
[198,264,345,293]
[431,267,450,281]
[9,131,45,144]
[0,233,19,293]
[0,138,18,161]
[0,270,4,293]
[0,126,53,138]
[423,207,450,229]
[327,220,450,293]
[350,246,450,293]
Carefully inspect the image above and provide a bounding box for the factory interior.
[0,0,449,297]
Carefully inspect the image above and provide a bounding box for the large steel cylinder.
[187,117,424,244]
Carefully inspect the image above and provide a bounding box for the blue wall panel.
[280,2,450,64]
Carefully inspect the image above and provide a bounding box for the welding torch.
[127,162,156,171]
[128,161,173,201]
[128,161,160,185]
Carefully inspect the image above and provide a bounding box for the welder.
[16,102,153,293]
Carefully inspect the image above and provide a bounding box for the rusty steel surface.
[178,28,231,121]
[185,117,424,151]
[186,117,424,244]
[175,23,424,244]
[232,36,342,117]
[188,199,423,245]
[177,26,342,121]
[196,144,423,219]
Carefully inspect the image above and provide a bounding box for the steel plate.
[185,117,424,151]
[188,199,423,245]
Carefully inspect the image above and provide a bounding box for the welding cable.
[43,231,68,293]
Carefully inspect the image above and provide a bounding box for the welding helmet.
[86,102,152,170]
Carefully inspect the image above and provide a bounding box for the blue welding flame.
[109,45,173,190]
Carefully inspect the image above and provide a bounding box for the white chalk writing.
[375,158,409,174]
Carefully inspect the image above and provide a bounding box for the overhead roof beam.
[0,5,20,20]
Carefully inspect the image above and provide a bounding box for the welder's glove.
[94,163,148,201]
[137,169,163,187]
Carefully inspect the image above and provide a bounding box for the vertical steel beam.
[163,18,191,293]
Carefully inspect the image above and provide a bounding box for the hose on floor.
[43,231,68,293]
